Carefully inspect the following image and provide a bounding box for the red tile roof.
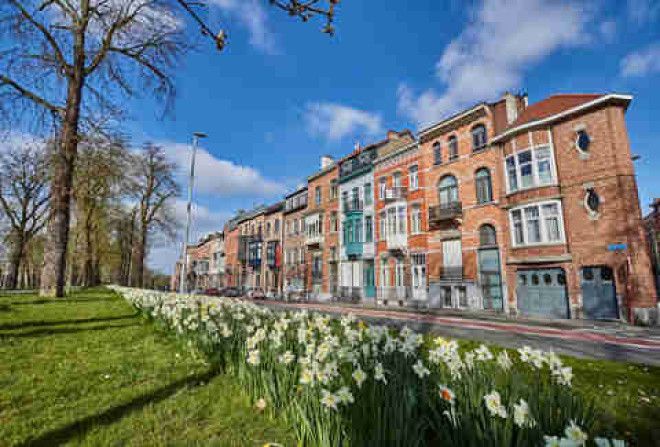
[508,94,604,129]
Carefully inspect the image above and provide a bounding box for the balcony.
[386,233,407,252]
[343,199,364,213]
[383,187,407,203]
[428,202,462,226]
[345,240,363,258]
[439,266,463,281]
[305,233,323,247]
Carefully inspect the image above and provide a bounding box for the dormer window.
[471,124,487,151]
[576,129,590,153]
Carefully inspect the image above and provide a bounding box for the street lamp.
[179,131,207,294]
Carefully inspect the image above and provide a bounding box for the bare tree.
[129,143,178,287]
[0,142,50,289]
[0,0,338,296]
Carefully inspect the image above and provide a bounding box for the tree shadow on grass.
[0,313,140,331]
[0,322,140,339]
[19,368,221,447]
[0,304,11,312]
[6,298,116,306]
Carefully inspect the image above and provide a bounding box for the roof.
[492,93,632,143]
[507,94,604,129]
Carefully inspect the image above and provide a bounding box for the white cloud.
[147,199,231,274]
[161,141,286,198]
[620,42,660,77]
[397,0,598,127]
[209,0,276,54]
[627,0,660,25]
[305,102,384,141]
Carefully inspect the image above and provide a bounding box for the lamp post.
[179,132,207,294]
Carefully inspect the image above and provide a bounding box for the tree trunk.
[134,226,148,288]
[82,209,94,287]
[40,64,85,297]
[7,236,24,290]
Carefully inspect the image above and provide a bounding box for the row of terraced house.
[171,92,659,324]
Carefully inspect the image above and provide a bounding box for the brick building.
[305,156,339,300]
[282,186,308,297]
[644,199,660,294]
[262,201,284,296]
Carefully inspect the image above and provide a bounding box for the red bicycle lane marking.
[266,301,660,350]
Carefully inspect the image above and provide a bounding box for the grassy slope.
[0,289,293,446]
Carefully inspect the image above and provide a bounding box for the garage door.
[516,269,569,319]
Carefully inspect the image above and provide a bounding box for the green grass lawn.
[0,288,294,446]
[1,288,658,446]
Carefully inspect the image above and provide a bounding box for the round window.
[584,188,601,214]
[576,130,590,152]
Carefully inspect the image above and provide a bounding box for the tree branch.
[0,75,64,117]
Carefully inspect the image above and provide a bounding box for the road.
[249,300,660,366]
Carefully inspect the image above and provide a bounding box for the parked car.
[247,288,266,300]
[219,287,241,297]
[203,288,221,296]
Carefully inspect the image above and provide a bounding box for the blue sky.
[143,0,660,273]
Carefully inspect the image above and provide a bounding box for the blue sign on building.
[607,243,628,252]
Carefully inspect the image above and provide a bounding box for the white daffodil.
[352,367,367,388]
[299,368,314,385]
[564,420,588,445]
[247,349,260,366]
[483,390,507,419]
[374,362,387,384]
[497,350,513,370]
[336,386,355,405]
[278,351,295,365]
[255,397,267,411]
[474,344,493,361]
[320,389,339,411]
[412,359,430,379]
[438,384,455,405]
[513,398,535,428]
[543,435,561,447]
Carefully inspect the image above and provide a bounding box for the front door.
[581,266,618,320]
[363,261,375,298]
[412,254,427,301]
[478,248,503,310]
[442,239,462,279]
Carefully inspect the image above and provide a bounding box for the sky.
[94,0,660,273]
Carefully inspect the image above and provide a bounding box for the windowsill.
[510,241,566,249]
[505,183,558,197]
[470,200,497,209]
[471,146,488,154]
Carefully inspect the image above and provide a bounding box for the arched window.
[475,168,493,204]
[471,124,487,151]
[438,175,458,206]
[479,224,497,246]
[448,135,458,160]
[433,141,442,165]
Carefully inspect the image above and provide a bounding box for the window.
[471,124,487,151]
[433,141,442,165]
[393,172,402,189]
[509,200,565,247]
[475,168,493,204]
[365,216,373,242]
[584,188,600,215]
[351,187,359,209]
[330,212,338,232]
[438,175,459,206]
[364,183,372,205]
[379,212,386,239]
[380,259,390,287]
[395,261,404,287]
[411,205,421,234]
[387,207,396,236]
[379,178,387,200]
[355,218,362,242]
[576,129,590,152]
[479,224,497,246]
[448,135,458,160]
[315,186,321,206]
[397,206,406,234]
[266,222,271,236]
[330,179,338,199]
[274,219,280,233]
[409,165,418,190]
[505,146,556,193]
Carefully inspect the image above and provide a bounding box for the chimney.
[503,92,519,125]
[387,129,399,140]
[320,155,334,170]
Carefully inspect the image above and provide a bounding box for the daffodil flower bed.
[111,286,626,447]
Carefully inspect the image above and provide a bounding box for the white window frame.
[409,165,419,191]
[504,143,558,194]
[379,178,387,200]
[508,199,566,247]
[410,205,422,234]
